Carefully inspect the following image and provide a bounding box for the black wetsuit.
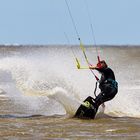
[74,67,118,119]
[94,67,118,107]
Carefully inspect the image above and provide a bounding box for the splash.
[48,87,81,116]
[0,46,139,118]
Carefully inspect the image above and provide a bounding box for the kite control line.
[65,0,99,81]
[64,32,81,70]
[84,0,101,67]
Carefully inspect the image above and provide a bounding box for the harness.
[107,79,118,89]
[93,78,118,100]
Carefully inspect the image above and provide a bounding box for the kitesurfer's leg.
[94,91,105,107]
[95,85,117,107]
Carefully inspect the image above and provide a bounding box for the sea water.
[0,45,139,139]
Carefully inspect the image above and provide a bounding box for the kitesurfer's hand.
[89,65,96,69]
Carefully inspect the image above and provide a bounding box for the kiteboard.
[74,96,98,119]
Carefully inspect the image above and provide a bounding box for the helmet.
[96,60,108,69]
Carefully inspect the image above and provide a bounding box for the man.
[89,60,118,107]
[74,60,118,119]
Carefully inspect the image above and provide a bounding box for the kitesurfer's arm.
[89,60,108,73]
[89,65,105,73]
[89,65,96,69]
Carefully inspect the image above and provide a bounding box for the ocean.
[0,45,139,139]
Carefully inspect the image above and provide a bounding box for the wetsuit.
[94,67,118,107]
[74,67,118,119]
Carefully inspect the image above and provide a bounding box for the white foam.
[48,87,81,116]
[0,46,139,118]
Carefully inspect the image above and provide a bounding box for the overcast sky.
[0,0,140,45]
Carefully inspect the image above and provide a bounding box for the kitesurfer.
[89,60,118,107]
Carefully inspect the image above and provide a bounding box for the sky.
[0,0,140,45]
